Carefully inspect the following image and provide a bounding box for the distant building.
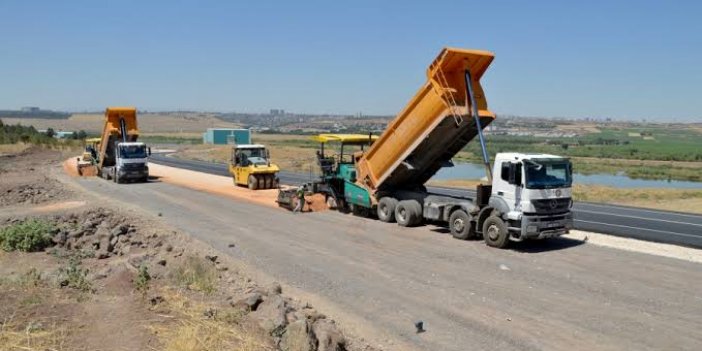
[202,128,251,145]
[55,131,75,139]
[270,109,285,116]
[21,107,40,113]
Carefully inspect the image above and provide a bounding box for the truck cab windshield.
[120,145,147,159]
[524,160,572,189]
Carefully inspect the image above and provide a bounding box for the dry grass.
[0,268,69,351]
[572,184,702,214]
[252,134,310,142]
[151,288,273,351]
[170,256,218,294]
[0,318,68,351]
[142,132,205,138]
[0,143,31,155]
[173,144,319,174]
[555,123,601,134]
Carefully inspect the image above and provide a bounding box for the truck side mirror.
[148,147,152,156]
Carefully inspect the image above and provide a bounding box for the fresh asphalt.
[149,153,702,249]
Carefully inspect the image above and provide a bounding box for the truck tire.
[248,175,258,190]
[396,200,421,227]
[377,197,398,223]
[483,215,510,248]
[408,201,423,226]
[449,210,476,240]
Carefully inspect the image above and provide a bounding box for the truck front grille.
[122,163,145,171]
[531,198,571,214]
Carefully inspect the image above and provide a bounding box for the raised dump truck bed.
[355,48,495,194]
[96,107,149,183]
[97,107,139,171]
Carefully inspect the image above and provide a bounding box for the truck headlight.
[527,225,538,233]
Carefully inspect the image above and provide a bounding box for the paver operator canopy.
[355,48,495,195]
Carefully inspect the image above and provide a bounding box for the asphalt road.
[73,173,702,351]
[149,154,702,249]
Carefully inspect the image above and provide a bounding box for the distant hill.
[0,110,71,119]
[0,112,241,134]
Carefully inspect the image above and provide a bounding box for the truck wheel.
[265,175,273,189]
[377,197,398,222]
[396,200,421,227]
[248,175,258,190]
[449,210,476,240]
[408,200,423,226]
[483,216,510,248]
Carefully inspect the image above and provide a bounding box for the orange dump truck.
[96,107,151,183]
[313,48,573,248]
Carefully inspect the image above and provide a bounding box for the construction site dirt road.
[68,164,702,351]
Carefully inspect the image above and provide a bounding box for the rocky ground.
[0,147,377,351]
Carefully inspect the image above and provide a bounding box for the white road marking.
[576,202,702,220]
[574,219,701,239]
[576,209,702,227]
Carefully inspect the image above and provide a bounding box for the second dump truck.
[96,107,150,183]
[312,48,573,248]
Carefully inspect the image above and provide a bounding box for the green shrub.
[0,219,54,252]
[134,265,151,295]
[58,257,92,292]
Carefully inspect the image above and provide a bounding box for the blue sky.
[1,0,700,121]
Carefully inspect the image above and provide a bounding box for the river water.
[433,163,702,189]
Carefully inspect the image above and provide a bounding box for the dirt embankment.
[0,147,74,207]
[0,147,377,351]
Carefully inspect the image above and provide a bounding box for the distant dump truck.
[96,107,150,183]
[312,48,573,248]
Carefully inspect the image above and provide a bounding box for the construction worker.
[293,185,305,213]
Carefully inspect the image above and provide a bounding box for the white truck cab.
[113,141,149,183]
[488,153,574,242]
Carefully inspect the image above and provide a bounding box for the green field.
[453,126,702,182]
[461,127,702,162]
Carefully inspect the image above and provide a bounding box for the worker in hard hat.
[293,186,306,213]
